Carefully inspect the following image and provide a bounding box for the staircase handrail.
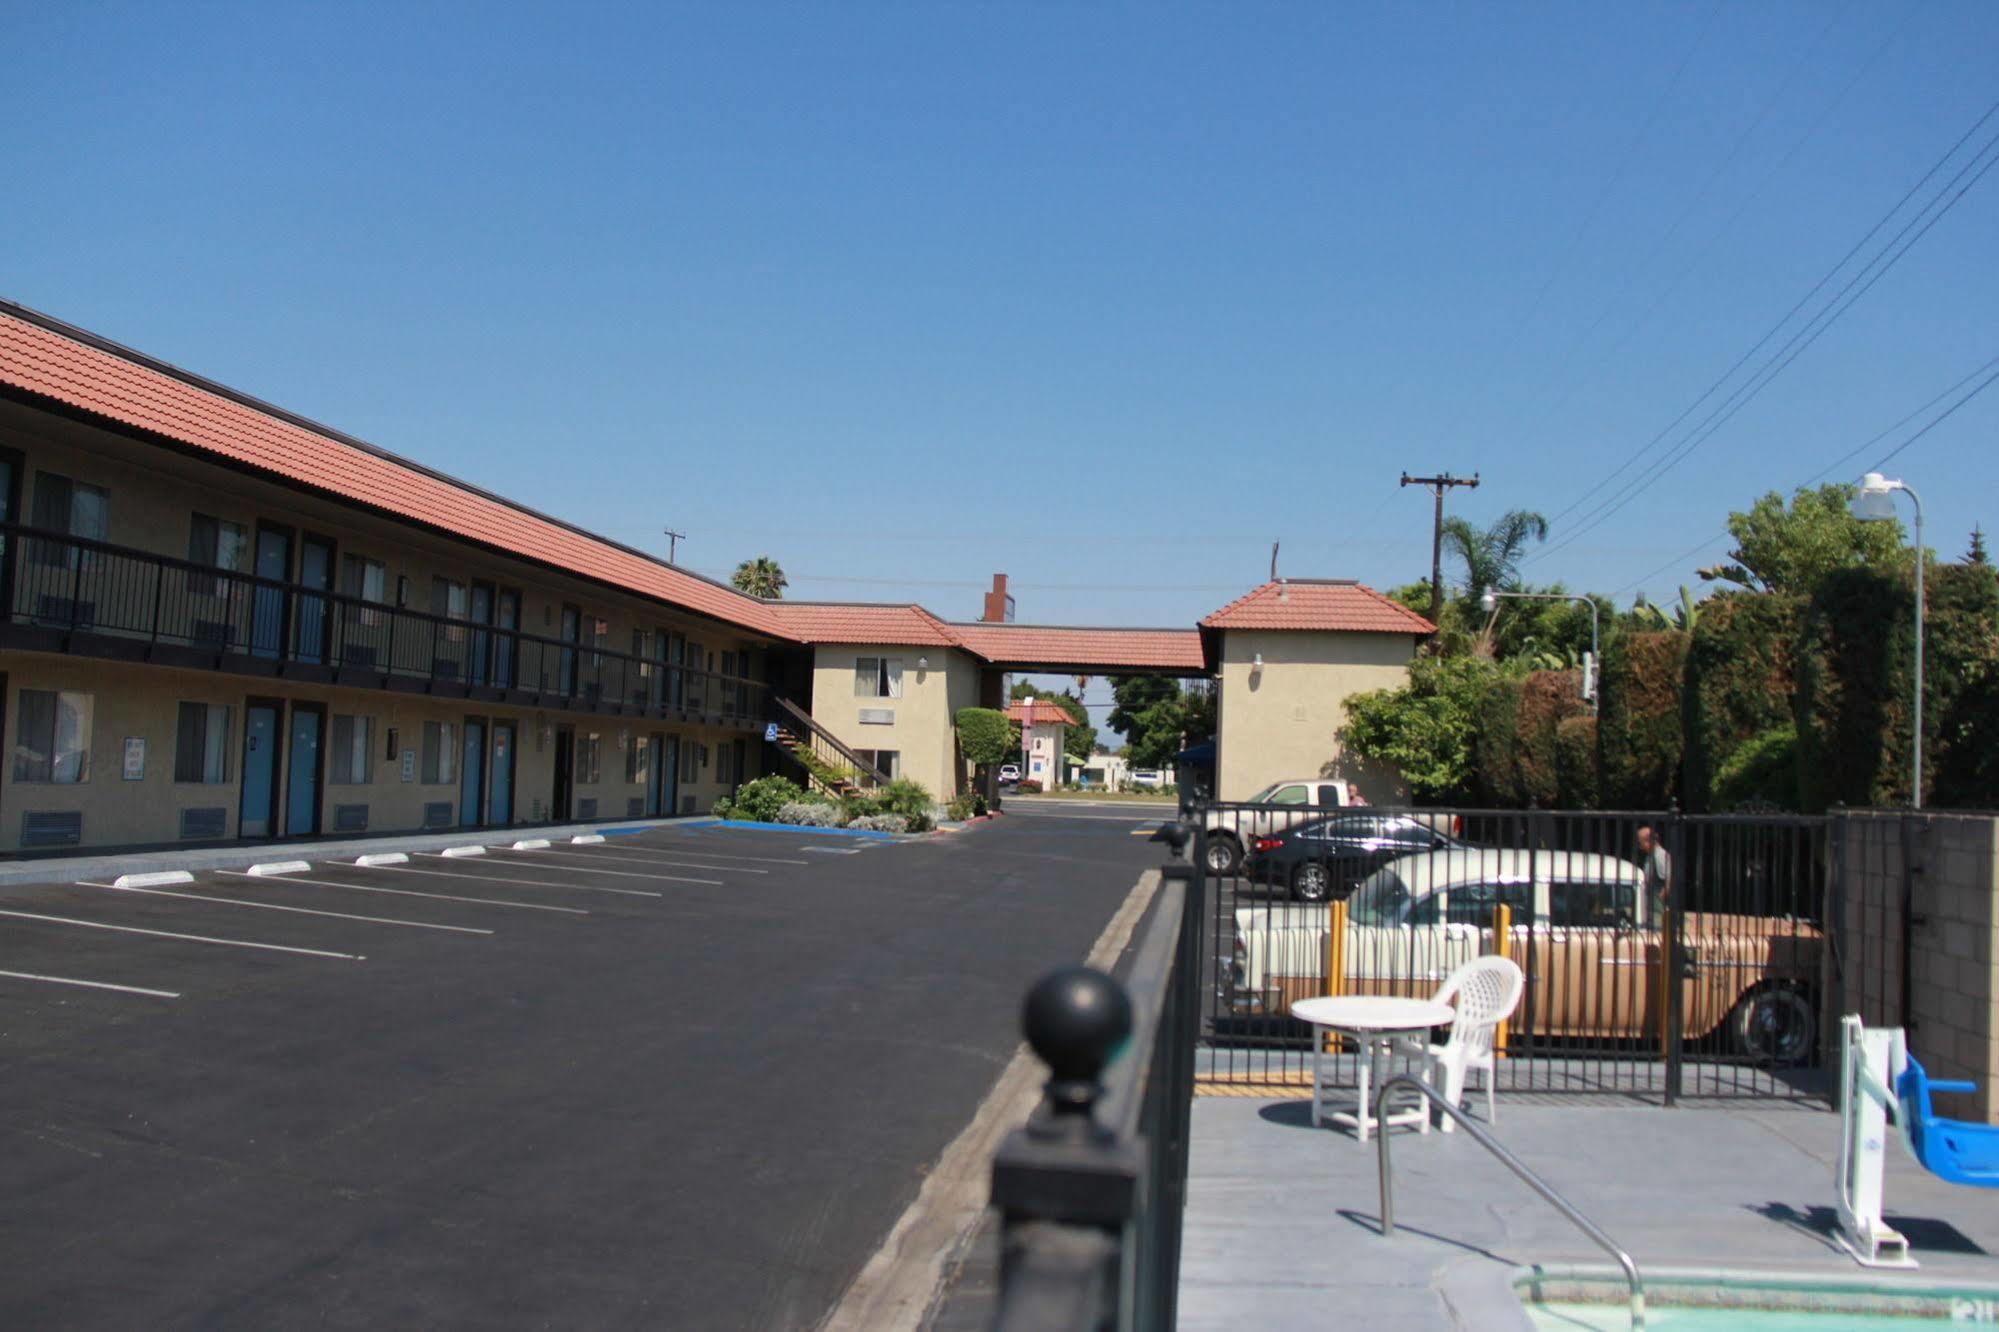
[771,695,892,788]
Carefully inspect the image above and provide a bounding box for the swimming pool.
[1515,1267,1999,1328]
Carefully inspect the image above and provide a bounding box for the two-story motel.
[0,301,1433,854]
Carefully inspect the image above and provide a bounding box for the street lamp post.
[1480,589,1602,713]
[1851,472,1926,809]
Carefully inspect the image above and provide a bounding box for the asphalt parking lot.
[0,805,1167,1330]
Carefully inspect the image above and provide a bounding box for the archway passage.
[946,622,1207,677]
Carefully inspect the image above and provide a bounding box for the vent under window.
[627,797,644,818]
[422,801,454,829]
[179,807,228,840]
[333,804,369,833]
[21,810,82,847]
[577,797,598,820]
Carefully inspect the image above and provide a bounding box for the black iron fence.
[0,524,769,727]
[1192,801,1832,1102]
[991,852,1201,1331]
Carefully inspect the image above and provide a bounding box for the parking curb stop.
[247,861,312,877]
[353,852,409,867]
[441,846,487,858]
[112,870,197,889]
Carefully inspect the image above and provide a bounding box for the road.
[0,806,1167,1329]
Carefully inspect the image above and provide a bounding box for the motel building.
[0,302,1433,856]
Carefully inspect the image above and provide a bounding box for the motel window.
[626,735,648,785]
[173,703,234,784]
[421,721,457,784]
[679,737,696,781]
[187,514,249,596]
[29,473,108,569]
[854,749,901,781]
[330,715,373,785]
[717,743,734,786]
[578,732,602,785]
[12,689,93,784]
[342,555,388,627]
[431,577,469,620]
[854,657,902,699]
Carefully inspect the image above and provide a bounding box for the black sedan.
[1244,811,1468,903]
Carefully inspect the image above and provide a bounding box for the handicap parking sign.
[765,722,780,742]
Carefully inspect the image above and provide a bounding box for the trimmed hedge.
[1514,670,1589,807]
[1554,714,1600,809]
[1471,676,1526,806]
[1710,724,1799,810]
[1683,593,1801,811]
[1597,630,1688,809]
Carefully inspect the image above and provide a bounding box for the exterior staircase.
[769,695,891,799]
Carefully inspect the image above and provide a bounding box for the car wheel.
[1728,986,1816,1065]
[1204,833,1242,876]
[1291,861,1332,903]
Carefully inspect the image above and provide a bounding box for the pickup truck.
[1196,778,1355,874]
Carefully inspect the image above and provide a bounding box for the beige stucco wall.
[0,651,761,851]
[807,645,981,799]
[0,402,784,850]
[1213,628,1418,803]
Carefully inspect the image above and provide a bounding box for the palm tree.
[1441,509,1549,603]
[731,556,788,599]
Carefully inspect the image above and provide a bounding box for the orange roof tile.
[1007,699,1082,727]
[948,622,1206,672]
[1198,580,1435,634]
[766,602,966,647]
[0,307,789,639]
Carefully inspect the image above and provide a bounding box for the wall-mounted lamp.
[1252,652,1264,670]
[917,655,929,670]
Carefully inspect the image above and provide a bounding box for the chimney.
[982,573,1015,623]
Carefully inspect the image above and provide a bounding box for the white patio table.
[1290,995,1457,1141]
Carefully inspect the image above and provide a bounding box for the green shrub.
[1597,630,1687,808]
[776,801,844,827]
[945,792,987,821]
[1471,676,1526,806]
[1710,724,1799,810]
[1514,670,1588,807]
[849,813,909,833]
[843,778,936,832]
[1683,593,1800,811]
[789,741,859,795]
[718,775,808,823]
[954,708,1019,768]
[1554,714,1600,809]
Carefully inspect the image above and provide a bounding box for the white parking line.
[466,850,721,886]
[0,908,361,960]
[362,862,662,899]
[217,869,591,914]
[125,880,493,935]
[513,846,767,874]
[597,841,809,866]
[0,968,180,999]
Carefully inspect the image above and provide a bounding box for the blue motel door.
[460,719,486,827]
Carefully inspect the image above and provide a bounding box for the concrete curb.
[819,868,1164,1332]
[0,815,714,888]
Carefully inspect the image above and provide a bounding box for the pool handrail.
[1374,1073,1646,1330]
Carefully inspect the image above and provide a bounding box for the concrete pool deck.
[1178,1095,1999,1329]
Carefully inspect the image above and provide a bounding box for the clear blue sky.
[6,1,1996,645]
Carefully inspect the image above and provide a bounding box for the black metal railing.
[1190,800,1832,1102]
[0,523,770,727]
[991,837,1202,1330]
[769,694,892,791]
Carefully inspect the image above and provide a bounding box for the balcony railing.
[0,524,771,728]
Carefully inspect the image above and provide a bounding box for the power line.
[1608,352,1999,596]
[1538,93,1999,537]
[1532,113,1999,564]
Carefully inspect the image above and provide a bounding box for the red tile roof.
[948,622,1206,672]
[1198,580,1436,635]
[1007,699,1082,727]
[766,602,966,647]
[0,308,789,639]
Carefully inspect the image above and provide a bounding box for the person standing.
[1635,824,1672,916]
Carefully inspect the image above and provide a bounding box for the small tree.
[1969,524,1991,568]
[955,707,1018,801]
[731,556,788,599]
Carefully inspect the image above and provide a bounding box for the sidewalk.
[1179,1094,1999,1329]
[0,816,716,887]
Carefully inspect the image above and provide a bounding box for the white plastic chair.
[1408,956,1525,1133]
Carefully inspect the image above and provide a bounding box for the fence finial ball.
[1022,967,1133,1111]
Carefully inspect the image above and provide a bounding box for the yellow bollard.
[1490,903,1512,1059]
[1322,899,1349,1052]
[1656,908,1673,1059]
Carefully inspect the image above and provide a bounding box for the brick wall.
[1837,810,1999,1124]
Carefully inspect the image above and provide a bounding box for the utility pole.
[662,528,686,565]
[1400,470,1480,621]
